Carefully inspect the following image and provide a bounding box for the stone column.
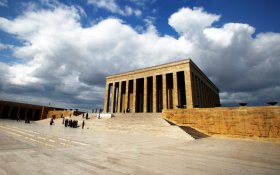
[143,77,147,112]
[40,106,45,120]
[216,93,220,106]
[110,82,116,113]
[103,82,109,113]
[202,83,206,107]
[184,65,194,108]
[125,80,129,111]
[197,77,204,108]
[152,75,157,112]
[162,74,167,110]
[205,86,209,107]
[132,79,137,112]
[172,72,178,109]
[117,81,122,113]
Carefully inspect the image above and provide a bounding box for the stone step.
[112,113,162,118]
[40,113,195,141]
[84,113,194,141]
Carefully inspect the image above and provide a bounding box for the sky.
[0,0,279,111]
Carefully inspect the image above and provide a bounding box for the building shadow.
[163,119,209,139]
[179,126,209,139]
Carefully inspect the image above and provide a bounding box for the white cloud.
[87,0,120,14]
[0,5,189,109]
[87,0,141,17]
[0,6,279,109]
[169,7,220,39]
[168,7,280,105]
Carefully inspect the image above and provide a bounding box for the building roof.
[107,58,191,78]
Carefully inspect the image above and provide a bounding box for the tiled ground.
[0,118,279,175]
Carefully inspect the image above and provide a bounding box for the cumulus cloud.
[169,7,220,39]
[0,4,188,109]
[0,5,279,110]
[168,7,280,105]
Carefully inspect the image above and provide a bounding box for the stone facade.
[104,59,220,113]
[163,106,280,141]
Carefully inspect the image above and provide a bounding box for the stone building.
[0,100,63,120]
[104,59,220,113]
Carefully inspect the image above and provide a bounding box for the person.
[86,113,88,119]
[62,117,65,124]
[50,118,54,125]
[82,120,85,129]
[73,120,77,128]
[65,119,68,127]
[82,113,84,119]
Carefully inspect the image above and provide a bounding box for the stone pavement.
[0,118,280,175]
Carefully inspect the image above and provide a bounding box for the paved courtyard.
[0,118,280,175]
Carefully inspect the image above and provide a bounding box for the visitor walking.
[82,120,85,129]
[86,113,88,119]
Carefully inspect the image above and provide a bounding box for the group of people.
[63,118,79,128]
[82,113,89,119]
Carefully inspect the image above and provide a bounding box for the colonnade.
[0,104,44,120]
[104,71,192,113]
[191,73,220,108]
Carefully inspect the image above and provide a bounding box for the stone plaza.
[0,115,280,175]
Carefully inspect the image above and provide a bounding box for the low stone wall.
[47,110,74,119]
[162,106,280,141]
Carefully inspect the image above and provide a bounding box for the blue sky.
[0,0,280,110]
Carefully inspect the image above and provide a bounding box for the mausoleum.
[104,59,220,113]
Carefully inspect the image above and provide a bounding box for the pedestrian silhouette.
[82,120,85,129]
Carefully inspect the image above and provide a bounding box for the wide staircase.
[83,113,194,141]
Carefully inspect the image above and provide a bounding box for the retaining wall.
[162,106,280,141]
